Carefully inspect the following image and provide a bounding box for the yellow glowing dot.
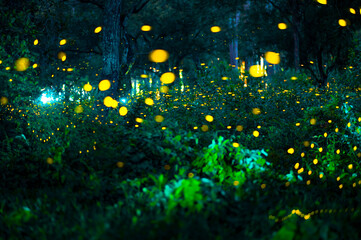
[298,168,304,174]
[188,172,194,178]
[201,125,209,132]
[83,83,92,92]
[303,141,310,147]
[301,152,305,157]
[145,98,154,106]
[5,67,10,70]
[74,105,84,113]
[98,79,111,91]
[294,162,299,169]
[252,108,261,115]
[205,115,214,122]
[160,72,176,84]
[222,77,228,80]
[47,157,53,164]
[233,181,240,186]
[119,106,128,116]
[160,86,169,93]
[34,39,39,45]
[310,119,317,125]
[357,153,361,158]
[306,180,311,186]
[116,161,124,168]
[319,147,323,152]
[261,184,266,189]
[335,128,339,133]
[278,23,287,30]
[336,149,340,154]
[348,164,353,170]
[339,184,343,189]
[140,74,148,78]
[338,19,347,27]
[313,159,318,165]
[58,51,66,60]
[233,142,240,148]
[0,97,8,105]
[265,52,280,64]
[155,115,164,122]
[15,57,30,71]
[141,25,152,31]
[94,26,102,33]
[249,65,265,78]
[317,0,327,4]
[60,39,67,45]
[304,214,311,220]
[319,173,324,179]
[324,133,327,137]
[296,123,300,126]
[308,170,312,175]
[288,148,295,154]
[149,49,169,63]
[135,118,143,123]
[33,63,38,68]
[67,68,73,72]
[347,122,351,128]
[210,26,221,33]
[350,8,356,14]
[353,146,357,151]
[104,96,114,107]
[253,130,260,138]
[285,182,290,187]
[358,117,361,122]
[236,125,243,131]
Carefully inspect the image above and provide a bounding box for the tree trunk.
[100,0,122,101]
[293,28,300,70]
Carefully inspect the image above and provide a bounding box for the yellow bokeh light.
[58,52,66,60]
[141,25,152,31]
[140,74,148,78]
[317,0,327,4]
[0,97,8,105]
[15,57,30,71]
[149,49,169,63]
[313,159,318,164]
[60,39,67,45]
[205,115,214,122]
[249,65,264,78]
[210,26,221,33]
[33,63,38,68]
[94,26,102,33]
[253,131,260,137]
[116,162,124,168]
[74,105,84,113]
[252,108,261,115]
[104,96,114,107]
[136,118,144,123]
[338,19,347,27]
[47,157,53,164]
[201,125,209,132]
[145,98,154,106]
[350,8,356,14]
[160,86,169,93]
[236,125,243,131]
[348,164,353,170]
[232,142,240,148]
[160,72,176,84]
[119,106,128,116]
[98,80,111,91]
[83,83,92,92]
[34,39,39,45]
[310,119,316,125]
[287,148,294,154]
[155,115,164,122]
[278,23,287,30]
[265,52,280,64]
